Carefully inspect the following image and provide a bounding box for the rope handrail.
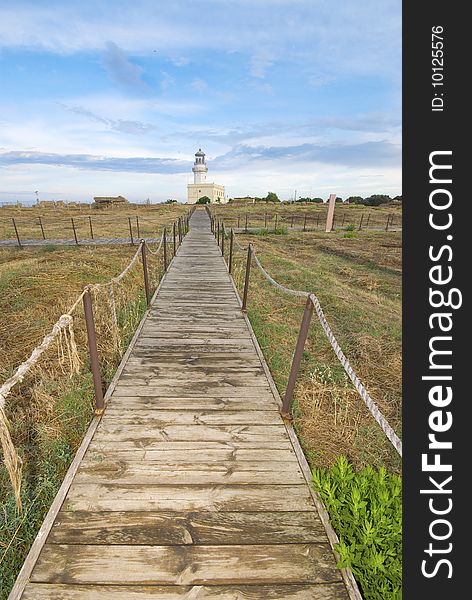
[232,229,402,457]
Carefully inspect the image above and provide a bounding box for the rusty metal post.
[88,216,94,240]
[71,218,79,245]
[128,217,134,245]
[229,229,234,273]
[264,213,267,228]
[163,227,168,271]
[83,288,104,414]
[136,215,140,239]
[342,214,346,227]
[281,295,314,417]
[12,218,21,247]
[303,214,307,232]
[359,213,364,230]
[141,241,151,306]
[242,244,253,311]
[274,213,278,232]
[38,216,46,240]
[316,213,320,228]
[173,222,176,256]
[238,215,241,228]
[291,215,294,228]
[245,214,248,233]
[366,213,371,229]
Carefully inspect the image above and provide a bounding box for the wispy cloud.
[63,105,155,135]
[101,41,144,87]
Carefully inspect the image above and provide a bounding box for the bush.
[345,224,356,231]
[196,196,211,204]
[313,457,402,600]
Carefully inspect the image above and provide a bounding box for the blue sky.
[0,0,401,203]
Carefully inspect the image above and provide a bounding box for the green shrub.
[346,223,356,231]
[313,456,402,600]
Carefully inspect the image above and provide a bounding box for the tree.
[265,191,280,203]
[165,199,177,204]
[335,197,343,203]
[364,194,392,207]
[196,196,211,204]
[345,196,364,204]
[393,195,402,203]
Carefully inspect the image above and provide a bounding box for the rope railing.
[0,210,192,509]
[212,214,402,458]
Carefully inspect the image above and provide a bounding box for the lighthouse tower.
[187,148,226,204]
[192,149,208,183]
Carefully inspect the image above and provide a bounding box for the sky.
[0,0,401,204]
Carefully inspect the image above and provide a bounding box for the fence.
[0,214,185,246]
[209,211,402,459]
[210,209,401,233]
[0,211,192,509]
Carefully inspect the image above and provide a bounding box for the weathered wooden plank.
[84,448,298,463]
[111,386,274,397]
[88,440,294,452]
[22,583,350,599]
[100,410,282,425]
[31,544,340,585]
[63,483,314,512]
[48,511,327,545]
[106,396,278,410]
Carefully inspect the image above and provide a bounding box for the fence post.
[245,214,248,233]
[366,213,371,229]
[274,213,278,232]
[385,214,391,231]
[88,216,94,240]
[38,216,46,240]
[229,228,234,273]
[316,213,320,228]
[342,214,346,227]
[291,215,294,228]
[141,241,151,306]
[71,218,79,245]
[303,214,307,232]
[281,295,314,417]
[238,215,241,228]
[221,222,225,257]
[163,227,168,271]
[12,218,21,247]
[83,287,104,414]
[178,218,182,244]
[136,215,140,239]
[128,217,134,245]
[264,213,267,228]
[173,222,177,255]
[242,244,253,311]
[358,213,364,231]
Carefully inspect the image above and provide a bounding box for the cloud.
[189,78,208,93]
[250,50,274,78]
[64,105,155,135]
[101,41,144,87]
[0,151,191,174]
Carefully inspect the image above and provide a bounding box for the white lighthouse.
[187,149,226,204]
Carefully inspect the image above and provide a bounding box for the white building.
[187,149,226,204]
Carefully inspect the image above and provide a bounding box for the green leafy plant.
[313,456,402,600]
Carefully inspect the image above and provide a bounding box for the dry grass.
[0,203,188,242]
[229,225,402,473]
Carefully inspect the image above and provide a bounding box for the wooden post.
[141,241,151,306]
[38,216,46,240]
[359,213,364,231]
[178,218,182,244]
[274,213,278,232]
[88,216,94,240]
[264,213,267,228]
[12,218,21,247]
[291,215,294,228]
[229,229,234,274]
[245,214,248,233]
[71,218,79,245]
[342,214,346,227]
[128,217,134,245]
[316,213,320,228]
[221,223,225,257]
[136,215,140,239]
[385,214,391,231]
[238,215,240,228]
[173,222,176,255]
[242,244,253,311]
[217,220,220,246]
[366,214,371,229]
[163,227,168,271]
[303,214,307,232]
[325,193,336,232]
[83,288,104,414]
[281,295,314,417]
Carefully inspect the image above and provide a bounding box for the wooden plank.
[106,396,278,410]
[100,410,282,425]
[63,483,315,512]
[22,583,350,599]
[111,386,274,397]
[83,448,298,463]
[31,544,341,585]
[48,510,327,545]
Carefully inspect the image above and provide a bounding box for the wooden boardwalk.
[12,209,356,600]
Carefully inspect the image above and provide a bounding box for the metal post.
[342,214,346,227]
[264,213,267,228]
[12,218,21,247]
[221,223,225,257]
[163,227,168,271]
[173,222,176,256]
[229,229,234,273]
[88,216,94,240]
[38,216,46,240]
[178,218,182,244]
[303,214,307,232]
[128,217,134,245]
[332,214,336,230]
[291,215,294,228]
[281,295,314,417]
[274,213,278,232]
[71,218,79,245]
[245,214,248,233]
[385,214,390,231]
[238,215,240,228]
[217,220,220,246]
[316,213,320,228]
[242,244,253,311]
[83,288,104,414]
[359,213,364,230]
[136,215,140,239]
[141,241,151,306]
[366,214,371,229]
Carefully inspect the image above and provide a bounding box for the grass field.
[0,207,183,597]
[0,203,188,242]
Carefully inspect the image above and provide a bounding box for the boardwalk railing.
[211,214,402,458]
[0,211,192,509]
